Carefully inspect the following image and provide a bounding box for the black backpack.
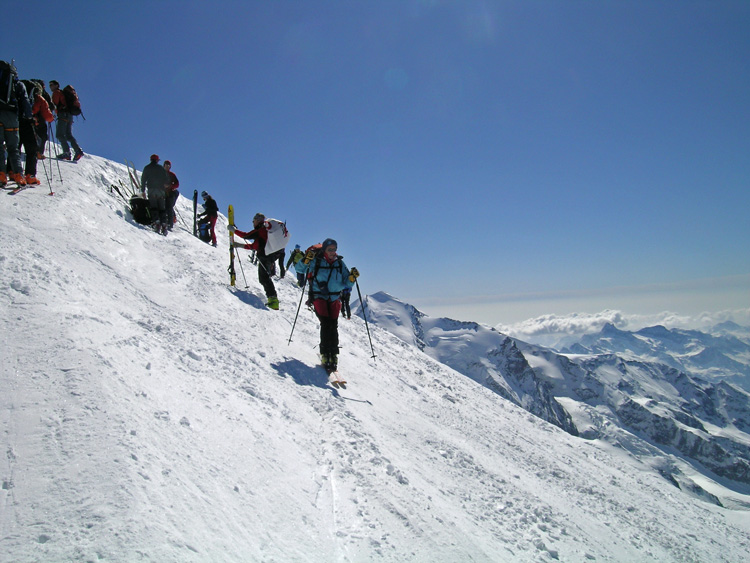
[129,196,151,225]
[0,60,18,108]
[62,84,81,116]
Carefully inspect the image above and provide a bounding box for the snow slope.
[2,154,750,562]
[364,292,750,504]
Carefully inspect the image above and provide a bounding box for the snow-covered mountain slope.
[562,322,750,391]
[362,292,577,434]
[2,155,750,562]
[365,292,750,505]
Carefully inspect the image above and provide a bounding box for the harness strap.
[308,256,343,300]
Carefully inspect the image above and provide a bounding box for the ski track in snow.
[1,153,749,562]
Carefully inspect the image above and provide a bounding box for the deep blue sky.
[7,0,749,325]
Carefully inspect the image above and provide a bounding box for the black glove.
[348,267,359,282]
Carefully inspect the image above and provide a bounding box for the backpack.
[305,243,345,298]
[62,84,81,115]
[129,195,151,225]
[197,219,212,243]
[263,218,290,255]
[304,243,322,261]
[15,80,34,121]
[0,60,18,108]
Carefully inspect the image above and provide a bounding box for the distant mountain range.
[362,292,750,506]
[561,322,750,392]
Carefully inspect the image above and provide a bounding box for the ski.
[8,186,29,195]
[328,372,347,389]
[128,160,141,186]
[192,190,198,237]
[228,204,236,286]
[124,159,141,193]
[321,361,346,388]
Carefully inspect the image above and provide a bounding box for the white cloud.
[498,308,750,347]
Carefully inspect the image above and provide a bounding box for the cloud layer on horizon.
[497,308,750,346]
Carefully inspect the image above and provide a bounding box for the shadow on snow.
[272,358,333,391]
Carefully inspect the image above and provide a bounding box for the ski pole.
[39,146,52,187]
[235,246,249,288]
[175,206,189,230]
[110,182,129,205]
[48,123,62,183]
[288,278,307,345]
[354,279,376,359]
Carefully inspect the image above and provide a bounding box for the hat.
[322,238,338,250]
[253,213,265,222]
[294,244,300,250]
[150,154,159,162]
[164,160,171,166]
[201,191,208,198]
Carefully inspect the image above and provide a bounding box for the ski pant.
[148,191,167,225]
[205,215,217,245]
[0,109,23,175]
[166,190,179,228]
[55,111,81,157]
[313,298,342,356]
[277,249,286,278]
[257,255,277,299]
[341,293,351,319]
[19,121,38,176]
[36,121,49,155]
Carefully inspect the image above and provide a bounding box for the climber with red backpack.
[49,80,83,161]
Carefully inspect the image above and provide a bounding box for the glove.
[348,267,359,283]
[227,224,236,233]
[303,249,316,264]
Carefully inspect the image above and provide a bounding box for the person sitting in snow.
[295,238,359,372]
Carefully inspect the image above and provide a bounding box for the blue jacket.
[296,255,354,302]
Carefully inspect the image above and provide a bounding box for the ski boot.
[322,354,338,373]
